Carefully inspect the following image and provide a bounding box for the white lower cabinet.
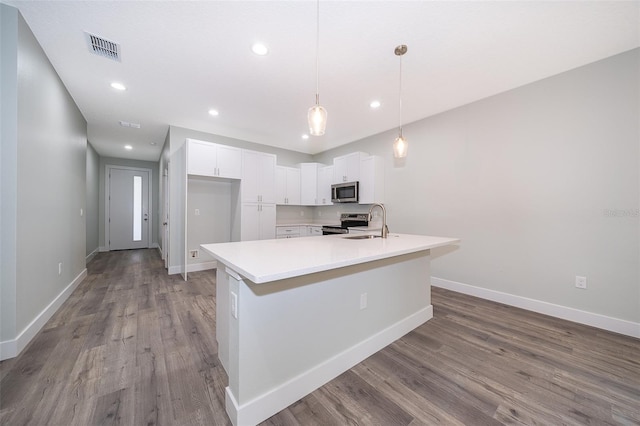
[276,226,301,239]
[306,225,323,236]
[276,225,323,238]
[241,203,276,241]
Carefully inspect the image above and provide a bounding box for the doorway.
[106,166,152,250]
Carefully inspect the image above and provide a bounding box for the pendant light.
[308,0,327,136]
[393,44,408,158]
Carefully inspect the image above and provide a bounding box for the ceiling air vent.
[85,32,121,62]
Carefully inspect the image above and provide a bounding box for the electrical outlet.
[360,293,367,310]
[190,249,199,258]
[575,276,587,289]
[195,208,200,216]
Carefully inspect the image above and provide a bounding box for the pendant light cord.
[398,52,403,137]
[315,0,320,104]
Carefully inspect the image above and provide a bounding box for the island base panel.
[220,250,433,426]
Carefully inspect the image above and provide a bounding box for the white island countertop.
[201,233,459,284]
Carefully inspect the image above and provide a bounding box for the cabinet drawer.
[276,226,301,237]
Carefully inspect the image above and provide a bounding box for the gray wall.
[98,156,160,249]
[1,4,19,345]
[86,142,100,257]
[0,5,88,344]
[187,177,233,265]
[314,49,640,324]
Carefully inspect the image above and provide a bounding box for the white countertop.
[276,222,338,227]
[201,233,459,284]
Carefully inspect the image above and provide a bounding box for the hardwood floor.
[1,249,638,425]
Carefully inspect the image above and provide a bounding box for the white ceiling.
[6,1,640,162]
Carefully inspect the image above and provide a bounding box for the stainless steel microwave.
[331,181,359,203]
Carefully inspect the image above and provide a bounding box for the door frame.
[105,165,153,251]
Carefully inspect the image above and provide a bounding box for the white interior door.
[162,169,169,268]
[109,168,150,250]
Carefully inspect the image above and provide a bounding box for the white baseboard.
[431,277,640,339]
[168,261,217,275]
[85,248,98,263]
[99,246,109,252]
[187,261,217,272]
[225,306,433,426]
[149,242,159,249]
[0,269,88,361]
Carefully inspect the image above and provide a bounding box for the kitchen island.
[201,233,459,425]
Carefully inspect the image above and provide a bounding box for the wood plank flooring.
[1,249,638,425]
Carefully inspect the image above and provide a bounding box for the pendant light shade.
[308,0,327,136]
[393,44,408,158]
[393,135,407,158]
[308,101,327,136]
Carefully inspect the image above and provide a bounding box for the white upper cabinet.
[358,155,385,204]
[317,165,334,205]
[275,166,301,205]
[299,163,323,206]
[186,139,242,179]
[333,152,366,183]
[241,150,276,204]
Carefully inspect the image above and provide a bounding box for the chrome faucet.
[368,203,389,238]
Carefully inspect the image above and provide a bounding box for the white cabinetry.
[275,166,301,205]
[276,226,301,239]
[299,163,321,206]
[358,155,385,204]
[306,225,323,236]
[242,150,276,203]
[241,150,276,241]
[333,152,366,183]
[317,166,334,205]
[241,203,275,241]
[187,139,242,179]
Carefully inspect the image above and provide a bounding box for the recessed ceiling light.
[208,109,219,116]
[302,134,309,140]
[251,43,269,56]
[124,145,133,150]
[150,142,157,146]
[370,100,381,109]
[110,82,126,91]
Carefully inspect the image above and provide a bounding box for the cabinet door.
[333,156,347,183]
[286,168,301,205]
[259,204,276,240]
[358,155,385,204]
[242,150,261,203]
[187,140,217,177]
[318,166,334,205]
[242,150,275,203]
[300,163,319,206]
[333,152,363,183]
[241,203,260,241]
[258,153,276,204]
[216,145,242,179]
[275,166,287,204]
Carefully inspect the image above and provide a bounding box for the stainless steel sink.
[343,235,381,240]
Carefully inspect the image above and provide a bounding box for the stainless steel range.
[321,213,369,235]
